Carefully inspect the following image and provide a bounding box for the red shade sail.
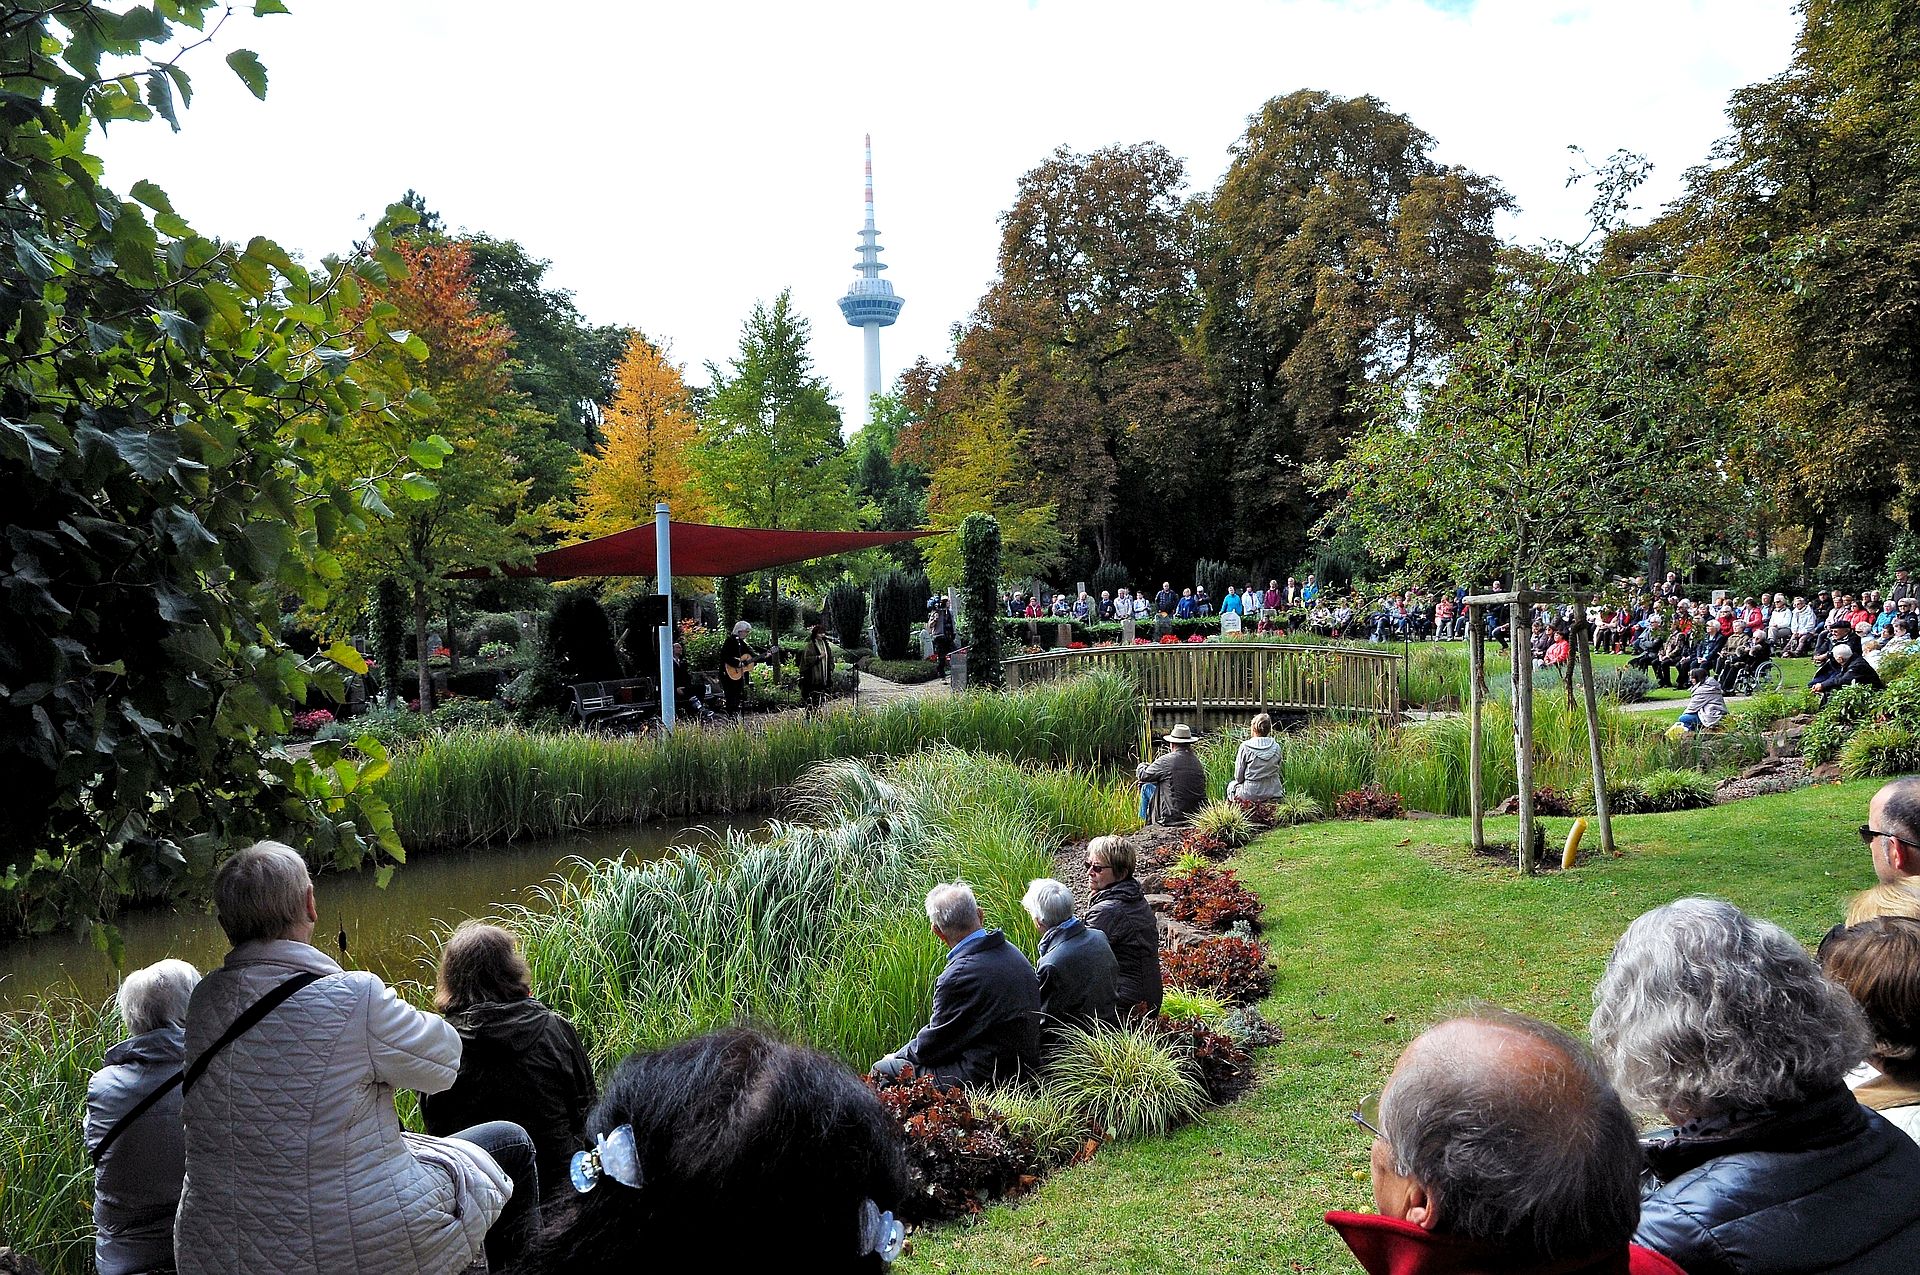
[450,520,940,580]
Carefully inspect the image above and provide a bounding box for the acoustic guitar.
[721,645,779,682]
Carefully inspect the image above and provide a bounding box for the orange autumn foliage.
[570,333,713,538]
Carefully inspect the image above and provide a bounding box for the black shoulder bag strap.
[90,970,324,1165]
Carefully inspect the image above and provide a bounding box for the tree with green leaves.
[921,144,1224,577]
[697,290,858,619]
[322,238,541,711]
[0,1,436,935]
[1202,90,1509,572]
[1322,157,1725,598]
[851,390,927,569]
[909,372,1064,586]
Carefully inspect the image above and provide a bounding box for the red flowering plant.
[864,1068,1043,1223]
[1160,936,1273,1006]
[1186,634,1207,643]
[1158,634,1180,644]
[1068,640,1087,649]
[433,646,451,658]
[289,708,335,735]
[1168,865,1265,931]
[1132,637,1152,645]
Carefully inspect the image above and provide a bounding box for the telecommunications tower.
[837,134,904,426]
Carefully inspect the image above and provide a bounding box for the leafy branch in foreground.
[0,2,442,937]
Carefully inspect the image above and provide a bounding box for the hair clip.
[569,1124,642,1194]
[858,1198,905,1263]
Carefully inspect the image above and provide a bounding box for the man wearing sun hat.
[1135,723,1207,826]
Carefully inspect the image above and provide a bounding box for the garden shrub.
[872,568,928,661]
[1333,785,1406,820]
[1189,800,1257,848]
[1151,1014,1258,1106]
[1168,865,1264,931]
[1178,829,1230,860]
[1194,559,1245,610]
[1840,722,1920,781]
[1220,1005,1283,1048]
[461,611,523,656]
[823,580,868,646]
[1803,683,1883,764]
[1630,768,1717,813]
[1043,1024,1209,1139]
[375,577,407,708]
[867,658,942,684]
[290,708,336,736]
[428,698,511,732]
[1161,936,1273,1005]
[1088,560,1130,600]
[865,1069,1042,1222]
[444,668,505,699]
[959,514,1005,688]
[315,705,431,751]
[1880,649,1920,686]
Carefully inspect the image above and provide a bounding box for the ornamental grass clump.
[977,1085,1094,1168]
[1189,799,1257,848]
[1628,768,1718,813]
[1159,987,1231,1024]
[1044,1024,1209,1139]
[1840,722,1920,781]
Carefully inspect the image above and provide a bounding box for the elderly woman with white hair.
[1022,878,1118,1035]
[85,958,201,1275]
[1590,897,1920,1274]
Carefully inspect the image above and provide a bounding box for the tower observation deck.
[838,134,903,424]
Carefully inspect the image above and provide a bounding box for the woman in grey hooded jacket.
[1227,713,1285,801]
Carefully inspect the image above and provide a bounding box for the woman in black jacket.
[1083,835,1163,1018]
[423,922,597,1204]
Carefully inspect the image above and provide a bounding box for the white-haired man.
[871,882,1040,1087]
[1023,878,1118,1033]
[86,959,201,1275]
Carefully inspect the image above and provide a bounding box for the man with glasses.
[1864,777,1920,886]
[1331,1009,1683,1275]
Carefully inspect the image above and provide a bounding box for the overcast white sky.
[95,0,1799,427]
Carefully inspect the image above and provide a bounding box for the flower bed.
[1168,865,1265,931]
[1161,935,1274,1005]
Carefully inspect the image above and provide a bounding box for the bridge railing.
[1002,642,1403,727]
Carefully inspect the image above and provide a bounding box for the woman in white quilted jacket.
[175,842,539,1275]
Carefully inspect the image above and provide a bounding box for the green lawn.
[905,779,1878,1274]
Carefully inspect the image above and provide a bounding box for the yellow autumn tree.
[569,334,712,537]
[921,371,1065,584]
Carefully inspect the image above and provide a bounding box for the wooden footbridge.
[1001,642,1403,731]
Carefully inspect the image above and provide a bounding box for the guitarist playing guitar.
[717,620,780,717]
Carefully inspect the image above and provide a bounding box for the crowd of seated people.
[76,775,1920,1274]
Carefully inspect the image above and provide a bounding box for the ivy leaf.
[225,49,269,100]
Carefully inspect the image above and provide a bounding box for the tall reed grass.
[384,672,1144,850]
[2,996,121,1274]
[1201,693,1764,817]
[515,748,1141,1075]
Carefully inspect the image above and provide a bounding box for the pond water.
[0,816,767,1008]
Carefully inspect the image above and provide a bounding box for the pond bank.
[0,815,765,1007]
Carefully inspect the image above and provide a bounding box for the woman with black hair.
[515,1029,910,1273]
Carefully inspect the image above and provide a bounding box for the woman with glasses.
[1083,836,1162,1019]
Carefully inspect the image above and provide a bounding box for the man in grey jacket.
[175,841,533,1275]
[1023,878,1118,1034]
[872,882,1041,1087]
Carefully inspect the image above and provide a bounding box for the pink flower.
[1187,634,1207,643]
